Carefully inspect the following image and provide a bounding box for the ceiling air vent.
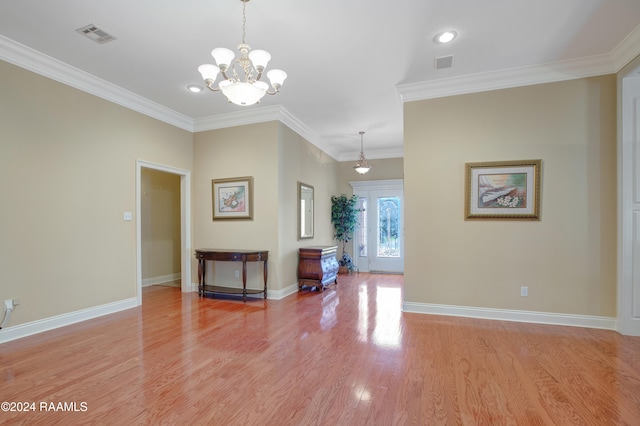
[435,55,454,70]
[75,24,116,44]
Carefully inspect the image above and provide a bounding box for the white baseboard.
[268,283,299,300]
[403,302,617,330]
[142,273,180,287]
[0,297,138,344]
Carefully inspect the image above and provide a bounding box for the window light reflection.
[373,287,402,349]
[320,292,339,330]
[357,284,402,348]
[354,384,372,402]
[358,284,368,343]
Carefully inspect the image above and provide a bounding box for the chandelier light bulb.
[210,48,235,69]
[248,49,271,71]
[267,69,287,88]
[197,64,220,81]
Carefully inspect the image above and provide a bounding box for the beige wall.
[278,124,339,288]
[193,123,280,290]
[141,168,181,282]
[337,157,404,195]
[404,76,617,316]
[0,60,193,326]
[192,122,340,293]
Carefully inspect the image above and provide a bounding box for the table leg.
[263,260,268,299]
[198,258,204,297]
[242,260,247,302]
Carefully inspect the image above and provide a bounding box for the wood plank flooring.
[1,273,640,425]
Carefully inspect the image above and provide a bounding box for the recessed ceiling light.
[434,31,457,44]
[187,85,203,93]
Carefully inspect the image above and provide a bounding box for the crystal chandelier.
[197,0,287,106]
[353,131,372,174]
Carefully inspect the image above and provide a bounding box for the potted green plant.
[331,194,363,273]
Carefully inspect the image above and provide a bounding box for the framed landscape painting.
[465,160,541,220]
[212,176,253,220]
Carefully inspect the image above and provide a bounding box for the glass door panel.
[357,197,368,257]
[377,197,400,258]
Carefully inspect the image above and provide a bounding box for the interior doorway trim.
[136,160,192,305]
[350,179,404,192]
[618,55,640,336]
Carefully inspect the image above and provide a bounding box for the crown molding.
[192,105,282,131]
[0,35,194,131]
[278,107,340,161]
[611,23,640,72]
[0,33,341,160]
[397,28,640,104]
[396,54,616,103]
[4,24,640,160]
[193,105,340,161]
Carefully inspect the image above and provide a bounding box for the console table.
[298,246,339,292]
[195,249,268,302]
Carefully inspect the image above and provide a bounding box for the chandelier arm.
[203,79,221,92]
[266,82,283,95]
[234,54,256,83]
[233,67,242,82]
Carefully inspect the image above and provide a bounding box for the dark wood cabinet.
[298,246,339,292]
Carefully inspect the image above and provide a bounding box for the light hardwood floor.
[1,273,640,425]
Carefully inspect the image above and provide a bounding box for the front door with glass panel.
[369,190,403,272]
[352,181,404,273]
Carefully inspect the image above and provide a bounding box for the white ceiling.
[1,0,640,161]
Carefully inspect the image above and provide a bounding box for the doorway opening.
[136,160,192,305]
[141,168,181,288]
[351,179,404,273]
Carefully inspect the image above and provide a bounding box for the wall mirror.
[298,182,314,240]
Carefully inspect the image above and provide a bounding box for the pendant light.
[353,131,372,174]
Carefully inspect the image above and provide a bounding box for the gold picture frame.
[212,176,253,220]
[465,160,541,220]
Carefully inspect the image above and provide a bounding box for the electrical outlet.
[520,286,528,297]
[4,299,14,311]
[234,270,240,278]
